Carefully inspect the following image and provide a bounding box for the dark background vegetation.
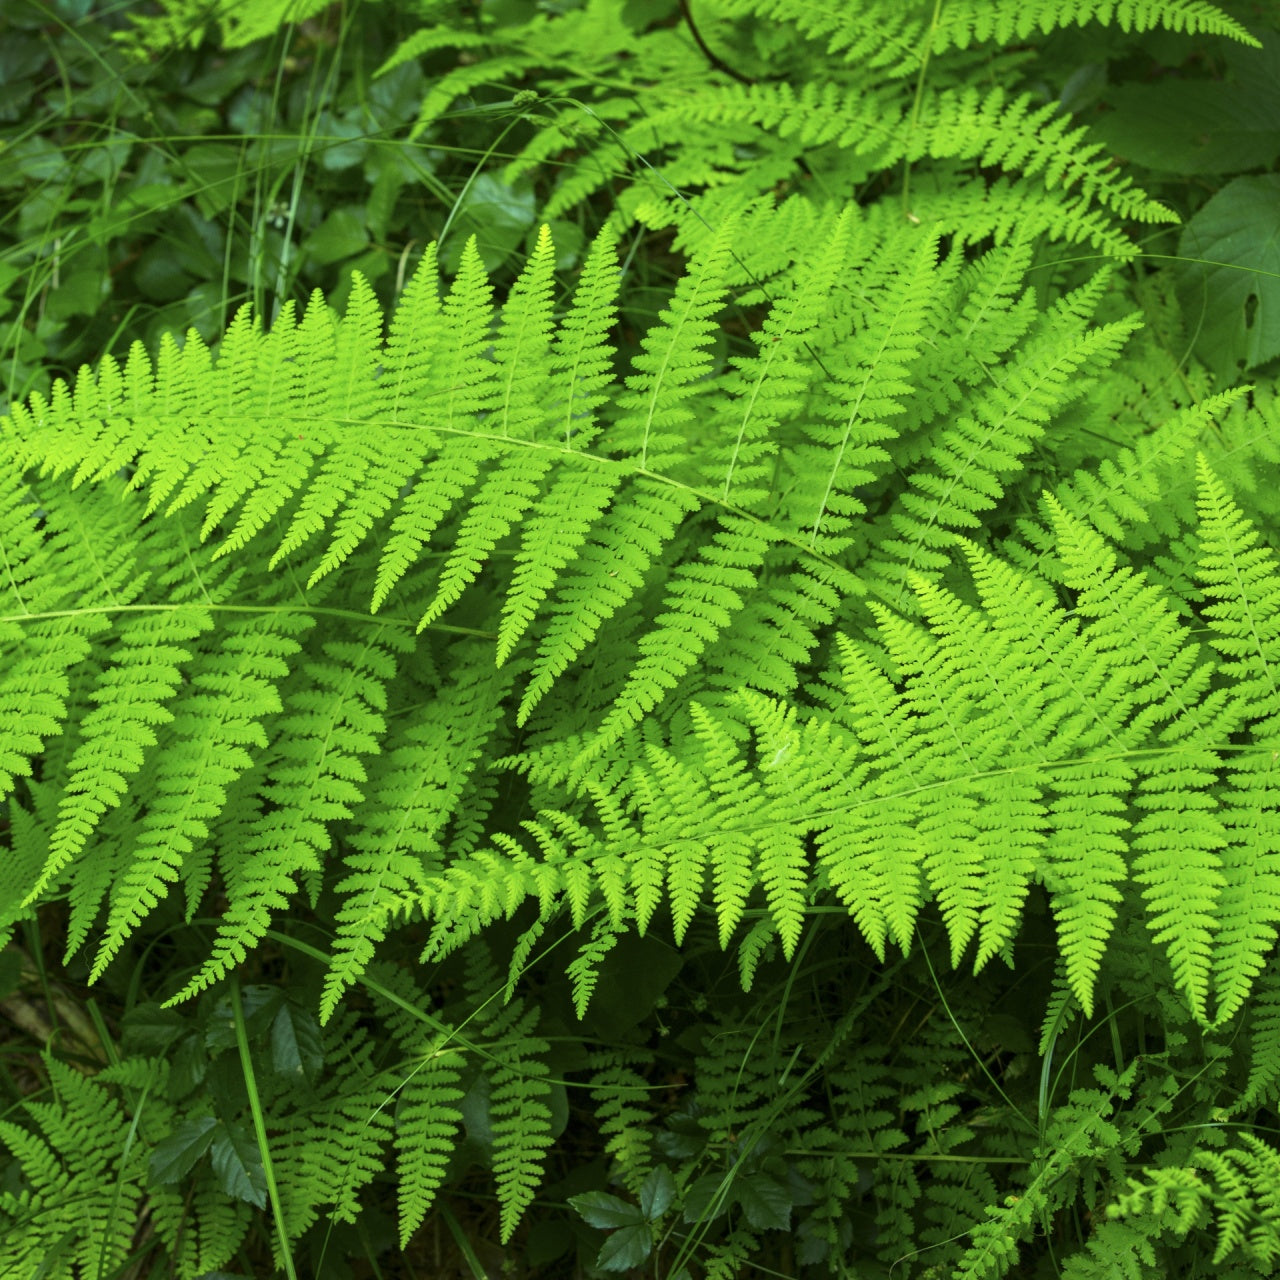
[3,1,1280,1277]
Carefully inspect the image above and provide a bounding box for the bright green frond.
[27,608,212,905]
[93,616,304,980]
[934,0,1257,50]
[395,1037,466,1247]
[607,212,740,473]
[1195,455,1280,725]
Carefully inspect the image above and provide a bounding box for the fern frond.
[957,1064,1137,1280]
[932,0,1258,50]
[1012,387,1248,564]
[632,74,1174,243]
[273,270,432,581]
[26,607,213,906]
[794,229,945,558]
[1241,963,1280,1111]
[320,638,517,1017]
[1194,458,1280,1024]
[870,303,1142,595]
[516,475,700,726]
[713,0,924,74]
[148,1178,252,1280]
[409,56,533,138]
[418,229,559,631]
[460,947,556,1243]
[1108,1134,1280,1271]
[1195,455,1280,727]
[716,0,1255,66]
[374,22,496,80]
[607,211,739,473]
[0,1057,148,1280]
[1049,498,1232,1021]
[0,613,93,813]
[588,1054,656,1196]
[92,616,304,980]
[0,460,108,803]
[374,240,499,616]
[566,916,622,1017]
[925,84,1175,222]
[808,634,922,960]
[904,574,1046,968]
[395,1035,467,1247]
[497,459,626,670]
[1057,1216,1164,1280]
[590,514,782,758]
[172,628,407,1004]
[0,802,47,944]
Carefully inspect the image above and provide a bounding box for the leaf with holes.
[1178,175,1280,382]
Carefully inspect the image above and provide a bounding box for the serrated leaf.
[640,1165,676,1220]
[148,1114,217,1185]
[306,207,369,266]
[211,1121,268,1208]
[735,1171,792,1231]
[270,1000,324,1085]
[120,1002,187,1055]
[569,1190,646,1230]
[682,1173,731,1223]
[1178,175,1280,382]
[595,1223,653,1272]
[205,985,281,1053]
[1094,33,1280,176]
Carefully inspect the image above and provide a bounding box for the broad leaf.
[569,1190,646,1230]
[149,1115,218,1185]
[211,1121,268,1208]
[640,1165,677,1220]
[1094,32,1280,175]
[270,1000,324,1085]
[736,1170,793,1231]
[596,1224,654,1272]
[1178,175,1280,381]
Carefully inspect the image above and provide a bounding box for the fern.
[1108,1134,1280,1272]
[6,210,1280,1247]
[5,0,1280,1272]
[957,1062,1140,1279]
[0,1056,154,1279]
[715,0,1256,58]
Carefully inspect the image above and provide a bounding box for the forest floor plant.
[3,0,1280,1277]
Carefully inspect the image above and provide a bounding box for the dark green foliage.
[3,1,1280,1278]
